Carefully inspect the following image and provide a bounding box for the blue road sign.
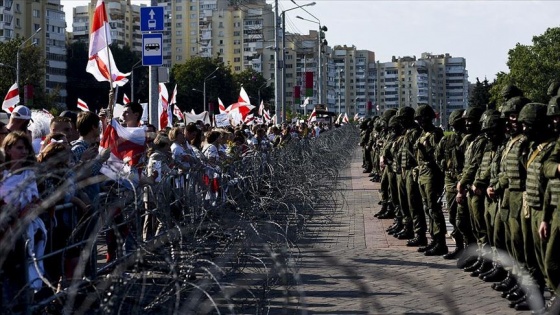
[140,6,164,32]
[142,33,163,66]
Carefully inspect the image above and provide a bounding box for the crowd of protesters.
[0,99,333,308]
[361,84,560,315]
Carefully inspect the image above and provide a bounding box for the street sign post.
[142,33,163,66]
[140,6,164,32]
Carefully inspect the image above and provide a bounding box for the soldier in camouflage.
[375,109,398,218]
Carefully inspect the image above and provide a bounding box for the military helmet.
[396,106,415,121]
[501,84,523,101]
[414,104,436,120]
[518,102,547,125]
[448,109,465,126]
[462,106,484,121]
[501,96,531,117]
[382,108,398,122]
[388,115,402,128]
[548,96,560,117]
[548,81,560,97]
[480,109,502,131]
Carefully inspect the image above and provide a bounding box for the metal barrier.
[0,125,360,314]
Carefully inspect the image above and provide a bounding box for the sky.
[62,0,560,82]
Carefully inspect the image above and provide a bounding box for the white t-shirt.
[0,169,39,209]
[171,143,191,169]
[202,144,219,161]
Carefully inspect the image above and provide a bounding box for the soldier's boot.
[463,256,484,272]
[396,228,415,240]
[513,287,545,311]
[506,286,525,301]
[470,258,493,277]
[501,283,520,298]
[492,272,517,291]
[406,234,428,247]
[417,239,437,253]
[378,203,396,219]
[443,237,464,260]
[424,238,448,256]
[387,220,403,235]
[386,218,400,232]
[481,263,508,282]
[368,172,376,177]
[374,202,388,218]
[457,243,479,269]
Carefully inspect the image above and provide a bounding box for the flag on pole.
[2,82,19,113]
[86,0,129,87]
[158,83,171,129]
[353,113,359,121]
[244,113,255,125]
[263,109,271,123]
[335,113,342,124]
[169,84,184,121]
[226,102,255,120]
[239,86,251,104]
[77,98,89,111]
[123,93,131,104]
[99,118,146,187]
[307,108,317,123]
[343,113,349,123]
[218,97,227,114]
[258,100,264,116]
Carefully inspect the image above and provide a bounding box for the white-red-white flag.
[335,113,342,125]
[244,113,255,125]
[353,113,359,121]
[301,97,310,108]
[123,93,131,104]
[226,102,255,121]
[343,113,349,123]
[99,118,146,188]
[307,108,317,123]
[218,97,227,114]
[169,84,184,121]
[258,100,264,116]
[86,0,129,87]
[77,98,89,111]
[2,82,19,113]
[158,83,171,129]
[238,86,251,104]
[263,109,271,123]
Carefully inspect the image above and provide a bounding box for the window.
[33,9,40,18]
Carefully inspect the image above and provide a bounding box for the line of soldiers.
[359,84,560,315]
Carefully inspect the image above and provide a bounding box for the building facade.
[0,0,67,106]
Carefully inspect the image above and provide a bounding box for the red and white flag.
[2,82,19,113]
[226,102,255,121]
[343,113,349,123]
[77,98,89,111]
[335,113,342,125]
[218,97,227,114]
[238,86,251,104]
[169,84,184,121]
[244,113,255,125]
[307,108,317,123]
[123,93,131,104]
[263,109,271,123]
[99,118,146,187]
[86,0,129,87]
[258,100,264,116]
[353,113,359,121]
[158,83,172,129]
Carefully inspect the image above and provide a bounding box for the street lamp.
[129,60,143,103]
[17,27,42,96]
[296,15,326,106]
[338,69,343,114]
[203,67,219,112]
[281,2,316,122]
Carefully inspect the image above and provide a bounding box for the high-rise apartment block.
[0,0,67,106]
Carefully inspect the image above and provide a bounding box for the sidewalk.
[271,147,519,314]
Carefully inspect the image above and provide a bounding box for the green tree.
[490,27,560,104]
[232,68,273,106]
[469,77,492,108]
[0,38,45,108]
[171,57,235,113]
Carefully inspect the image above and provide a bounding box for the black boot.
[470,259,493,277]
[387,221,403,235]
[418,239,437,253]
[463,257,483,272]
[506,287,525,301]
[456,243,478,269]
[424,241,448,256]
[501,283,520,298]
[481,264,508,282]
[406,234,428,247]
[374,203,388,218]
[396,228,414,240]
[443,239,464,260]
[493,272,516,291]
[386,219,401,232]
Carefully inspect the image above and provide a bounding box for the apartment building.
[0,0,67,106]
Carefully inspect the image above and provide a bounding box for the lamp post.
[338,69,343,114]
[129,60,142,103]
[17,27,42,98]
[281,2,316,122]
[258,79,271,106]
[203,67,219,112]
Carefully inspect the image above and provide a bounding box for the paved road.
[269,148,519,315]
